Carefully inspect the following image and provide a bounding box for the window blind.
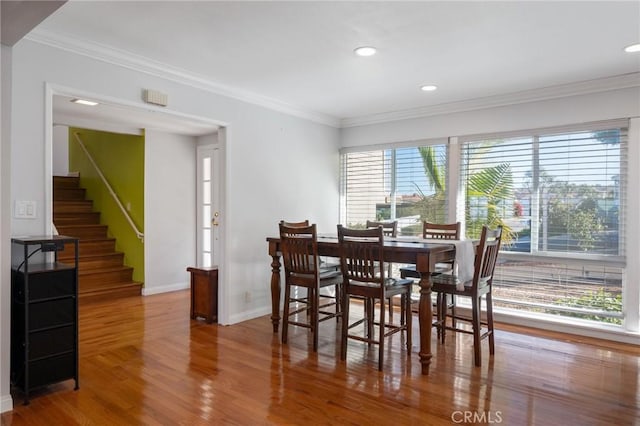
[460,125,627,258]
[341,145,448,235]
[460,121,628,324]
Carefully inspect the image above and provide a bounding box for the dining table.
[266,234,458,375]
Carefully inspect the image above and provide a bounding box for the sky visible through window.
[468,133,620,187]
[384,146,448,196]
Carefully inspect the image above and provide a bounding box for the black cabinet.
[11,236,79,404]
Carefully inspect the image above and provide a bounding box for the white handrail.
[73,132,144,242]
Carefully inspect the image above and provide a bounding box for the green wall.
[69,128,145,283]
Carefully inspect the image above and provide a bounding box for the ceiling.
[16,1,640,130]
[0,0,65,46]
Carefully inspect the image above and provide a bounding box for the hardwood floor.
[2,290,639,425]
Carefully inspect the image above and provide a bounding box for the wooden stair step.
[64,252,125,270]
[79,266,134,286]
[54,187,86,200]
[56,224,108,239]
[54,212,101,225]
[78,281,143,303]
[53,176,142,304]
[53,176,80,189]
[54,200,95,213]
[58,238,117,258]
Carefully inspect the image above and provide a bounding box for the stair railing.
[73,132,144,242]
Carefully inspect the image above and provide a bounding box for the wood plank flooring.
[2,290,639,425]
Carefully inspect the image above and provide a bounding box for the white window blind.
[460,124,627,257]
[460,121,628,324]
[341,145,448,235]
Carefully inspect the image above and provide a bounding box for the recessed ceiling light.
[624,43,640,53]
[71,98,98,106]
[354,46,377,57]
[420,85,438,92]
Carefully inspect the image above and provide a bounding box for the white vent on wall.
[143,89,168,107]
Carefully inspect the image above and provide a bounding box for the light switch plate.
[14,200,36,219]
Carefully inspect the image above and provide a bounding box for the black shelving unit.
[11,235,79,405]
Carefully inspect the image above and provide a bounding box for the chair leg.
[341,293,350,361]
[387,264,394,322]
[486,292,495,356]
[378,298,385,371]
[405,292,412,353]
[400,295,406,326]
[282,283,291,344]
[472,295,482,367]
[434,293,441,341]
[335,284,342,326]
[438,293,447,344]
[449,294,456,329]
[367,299,374,346]
[311,287,319,352]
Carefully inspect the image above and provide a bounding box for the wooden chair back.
[337,225,386,289]
[423,221,461,239]
[280,219,310,228]
[279,223,319,287]
[366,220,398,237]
[280,219,341,272]
[471,225,502,291]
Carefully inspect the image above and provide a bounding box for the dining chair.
[279,223,342,351]
[280,220,340,272]
[366,220,400,321]
[365,220,398,238]
[399,221,461,279]
[399,221,461,330]
[337,225,412,371]
[432,225,502,367]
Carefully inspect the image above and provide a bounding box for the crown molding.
[341,72,640,128]
[25,29,640,130]
[26,29,341,128]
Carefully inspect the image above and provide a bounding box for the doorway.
[196,144,221,268]
[47,86,228,322]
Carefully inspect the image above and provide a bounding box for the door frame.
[44,83,230,324]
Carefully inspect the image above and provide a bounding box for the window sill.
[452,304,639,345]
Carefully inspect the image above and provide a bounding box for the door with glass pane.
[196,145,220,268]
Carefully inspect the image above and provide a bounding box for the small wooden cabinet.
[187,266,218,323]
[11,236,79,405]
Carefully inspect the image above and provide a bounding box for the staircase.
[53,175,143,302]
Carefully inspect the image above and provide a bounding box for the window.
[340,120,629,327]
[460,122,627,325]
[341,143,448,235]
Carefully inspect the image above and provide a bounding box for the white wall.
[52,124,69,176]
[1,44,14,413]
[3,39,340,411]
[341,87,640,148]
[143,130,197,295]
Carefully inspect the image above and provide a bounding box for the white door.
[196,145,221,267]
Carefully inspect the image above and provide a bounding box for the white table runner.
[389,237,475,290]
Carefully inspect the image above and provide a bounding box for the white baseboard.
[229,306,271,325]
[1,393,13,413]
[141,282,189,296]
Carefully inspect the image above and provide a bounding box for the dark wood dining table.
[266,234,457,375]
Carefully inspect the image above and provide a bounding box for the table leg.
[270,253,282,333]
[418,273,433,375]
